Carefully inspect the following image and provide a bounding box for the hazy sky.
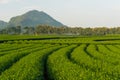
[0,0,120,27]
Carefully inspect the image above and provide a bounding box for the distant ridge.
[8,10,64,28]
[0,20,7,29]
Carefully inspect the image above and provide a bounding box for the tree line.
[0,25,120,36]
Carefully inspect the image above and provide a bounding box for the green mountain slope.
[8,10,64,27]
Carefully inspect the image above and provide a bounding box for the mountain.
[8,10,64,27]
[0,20,7,29]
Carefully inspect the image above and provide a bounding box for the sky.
[0,0,120,27]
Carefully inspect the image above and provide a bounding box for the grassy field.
[0,35,120,80]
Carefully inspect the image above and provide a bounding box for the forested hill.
[7,10,64,27]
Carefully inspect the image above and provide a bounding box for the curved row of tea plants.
[47,45,95,80]
[71,44,120,79]
[0,44,55,75]
[0,44,65,80]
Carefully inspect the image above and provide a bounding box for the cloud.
[0,0,10,4]
[20,5,43,12]
[0,0,21,4]
[22,6,41,10]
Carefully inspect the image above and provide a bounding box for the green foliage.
[0,35,120,79]
[0,45,63,80]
